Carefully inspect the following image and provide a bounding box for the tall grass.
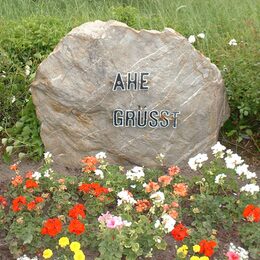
[0,0,259,159]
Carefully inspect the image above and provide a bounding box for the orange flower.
[41,218,62,237]
[145,181,160,193]
[12,196,26,212]
[11,175,23,187]
[171,223,189,241]
[68,219,85,235]
[27,201,36,211]
[173,183,188,197]
[78,183,109,197]
[171,201,179,208]
[35,197,44,203]
[25,171,33,179]
[81,156,98,172]
[199,239,217,257]
[68,204,86,219]
[0,196,8,208]
[168,209,178,219]
[9,163,18,171]
[168,165,180,176]
[135,199,151,213]
[25,179,38,189]
[243,204,260,222]
[158,175,172,187]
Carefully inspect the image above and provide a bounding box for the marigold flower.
[25,179,38,189]
[158,175,172,187]
[171,223,189,241]
[168,165,180,176]
[177,245,188,258]
[59,237,70,248]
[70,241,81,252]
[145,181,160,193]
[135,199,151,212]
[41,218,62,237]
[190,256,200,260]
[42,249,53,259]
[11,175,23,187]
[68,204,86,219]
[173,183,188,197]
[74,250,85,260]
[199,239,217,257]
[193,244,201,253]
[243,204,260,222]
[200,257,209,260]
[0,196,8,208]
[12,196,26,212]
[68,219,85,235]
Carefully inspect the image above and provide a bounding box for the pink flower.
[226,251,240,260]
[98,211,113,224]
[106,216,124,229]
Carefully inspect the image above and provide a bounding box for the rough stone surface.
[31,20,229,168]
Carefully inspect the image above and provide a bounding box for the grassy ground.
[0,0,259,160]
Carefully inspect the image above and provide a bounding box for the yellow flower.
[43,249,53,259]
[177,245,188,258]
[193,245,201,253]
[70,241,81,252]
[200,257,209,260]
[74,250,85,260]
[59,236,70,248]
[190,257,200,260]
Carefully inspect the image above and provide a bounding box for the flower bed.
[0,143,259,260]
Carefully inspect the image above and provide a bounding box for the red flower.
[171,223,189,241]
[199,239,217,257]
[68,204,86,219]
[9,163,18,171]
[41,218,62,237]
[243,204,260,222]
[68,219,85,235]
[12,196,27,212]
[35,197,44,204]
[0,196,8,208]
[11,175,23,187]
[25,179,38,189]
[27,201,36,211]
[79,183,109,197]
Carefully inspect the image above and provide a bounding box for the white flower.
[197,32,205,39]
[215,173,226,184]
[150,191,165,205]
[126,166,145,181]
[235,164,256,179]
[211,142,226,158]
[130,184,136,189]
[25,65,31,76]
[95,152,107,160]
[123,220,132,227]
[188,35,196,44]
[226,149,233,155]
[94,169,104,179]
[44,151,53,164]
[154,219,161,229]
[43,169,53,178]
[188,153,208,171]
[161,214,176,233]
[225,153,244,169]
[11,96,16,103]
[117,190,136,206]
[240,183,259,195]
[229,39,237,46]
[17,255,38,260]
[32,171,41,181]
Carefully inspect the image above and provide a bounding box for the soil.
[0,139,259,259]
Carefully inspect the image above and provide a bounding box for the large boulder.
[31,20,229,168]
